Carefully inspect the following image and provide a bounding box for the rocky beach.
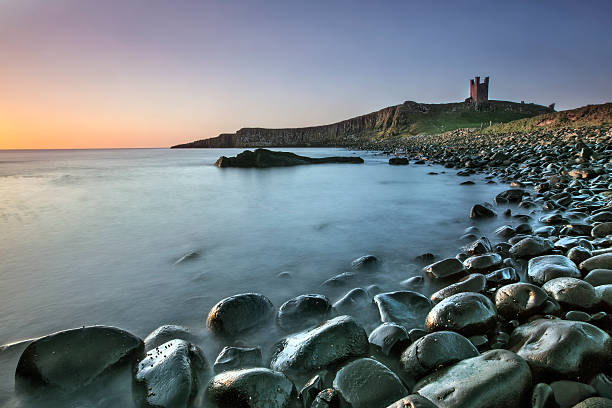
[6,121,612,408]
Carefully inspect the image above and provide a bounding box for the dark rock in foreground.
[215,148,364,168]
[206,293,275,336]
[15,326,143,393]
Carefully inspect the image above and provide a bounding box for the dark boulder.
[400,331,479,380]
[425,292,497,336]
[509,318,612,381]
[470,204,497,219]
[144,325,196,351]
[509,237,554,259]
[373,291,433,330]
[414,349,532,408]
[270,316,368,373]
[215,149,364,168]
[333,358,408,408]
[423,258,466,279]
[351,254,379,270]
[463,253,502,273]
[389,157,409,165]
[203,368,295,408]
[584,269,612,287]
[581,254,612,272]
[542,277,598,310]
[430,274,487,303]
[206,293,275,335]
[527,255,581,285]
[15,325,143,393]
[213,346,263,373]
[368,323,410,356]
[494,283,548,320]
[276,294,331,331]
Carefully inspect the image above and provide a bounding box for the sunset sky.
[1,0,611,149]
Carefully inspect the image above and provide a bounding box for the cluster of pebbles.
[11,125,612,407]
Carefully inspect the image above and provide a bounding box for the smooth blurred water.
[0,148,506,406]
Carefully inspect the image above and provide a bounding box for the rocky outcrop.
[214,149,364,168]
[172,100,552,148]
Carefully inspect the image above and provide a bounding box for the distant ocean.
[0,148,505,406]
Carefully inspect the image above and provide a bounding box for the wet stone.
[368,322,410,356]
[463,253,502,273]
[213,346,263,373]
[527,255,581,285]
[206,293,275,336]
[509,237,554,259]
[430,274,487,304]
[277,294,331,331]
[585,269,612,286]
[423,258,466,279]
[542,277,598,310]
[485,267,519,288]
[144,325,195,352]
[495,283,548,320]
[425,292,497,336]
[374,291,433,330]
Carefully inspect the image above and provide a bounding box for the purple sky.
[1,0,611,148]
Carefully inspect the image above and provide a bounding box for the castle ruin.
[469,76,489,104]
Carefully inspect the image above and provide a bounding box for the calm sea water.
[0,148,506,406]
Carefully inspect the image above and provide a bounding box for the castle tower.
[469,76,489,104]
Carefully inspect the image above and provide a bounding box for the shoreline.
[5,130,612,407]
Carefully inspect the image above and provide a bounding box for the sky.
[1,0,611,149]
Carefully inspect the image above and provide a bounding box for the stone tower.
[469,76,489,104]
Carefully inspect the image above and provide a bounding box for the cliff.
[171,100,553,149]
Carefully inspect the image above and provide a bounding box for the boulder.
[351,255,379,270]
[15,326,143,393]
[496,189,527,204]
[276,294,331,331]
[206,293,275,335]
[430,274,487,303]
[213,346,263,373]
[581,254,612,272]
[144,325,195,351]
[368,323,410,356]
[470,204,497,219]
[528,255,581,285]
[485,267,519,287]
[425,292,497,336]
[389,157,409,165]
[463,253,502,273]
[592,223,612,238]
[400,331,479,380]
[550,380,597,408]
[270,316,368,373]
[585,269,612,286]
[414,349,532,408]
[215,148,364,168]
[509,318,612,381]
[203,368,295,408]
[542,278,598,310]
[509,237,554,259]
[333,358,408,408]
[423,258,466,279]
[494,283,549,320]
[135,339,211,408]
[373,291,433,330]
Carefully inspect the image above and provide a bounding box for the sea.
[0,147,507,406]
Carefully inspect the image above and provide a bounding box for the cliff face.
[171,100,552,148]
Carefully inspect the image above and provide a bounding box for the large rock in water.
[15,326,143,393]
[527,255,581,285]
[203,368,295,408]
[414,349,532,408]
[134,339,211,408]
[509,319,612,381]
[373,291,433,330]
[215,148,364,168]
[276,294,331,331]
[494,283,548,320]
[425,292,497,336]
[333,358,408,408]
[400,331,479,380]
[144,325,196,351]
[206,293,275,335]
[270,316,368,373]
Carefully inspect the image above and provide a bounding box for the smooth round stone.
[206,293,275,335]
[568,247,593,266]
[333,358,408,408]
[495,225,516,239]
[509,319,612,381]
[213,346,263,373]
[495,283,548,320]
[203,368,294,408]
[430,274,487,304]
[550,380,597,408]
[535,226,556,237]
[485,267,519,287]
[400,276,425,290]
[581,254,612,272]
[270,316,368,373]
[585,269,612,286]
[425,292,497,336]
[414,349,532,408]
[374,291,432,330]
[542,278,597,309]
[144,325,196,352]
[509,237,554,259]
[351,254,379,270]
[423,258,466,279]
[400,331,479,380]
[368,323,410,356]
[276,294,331,331]
[571,397,612,407]
[464,238,493,256]
[463,253,502,273]
[590,373,612,399]
[321,272,356,287]
[592,223,612,238]
[496,189,527,204]
[15,326,144,393]
[386,394,438,408]
[135,339,211,408]
[566,311,592,322]
[332,288,372,317]
[596,285,612,311]
[470,204,497,219]
[532,383,555,408]
[528,255,581,285]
